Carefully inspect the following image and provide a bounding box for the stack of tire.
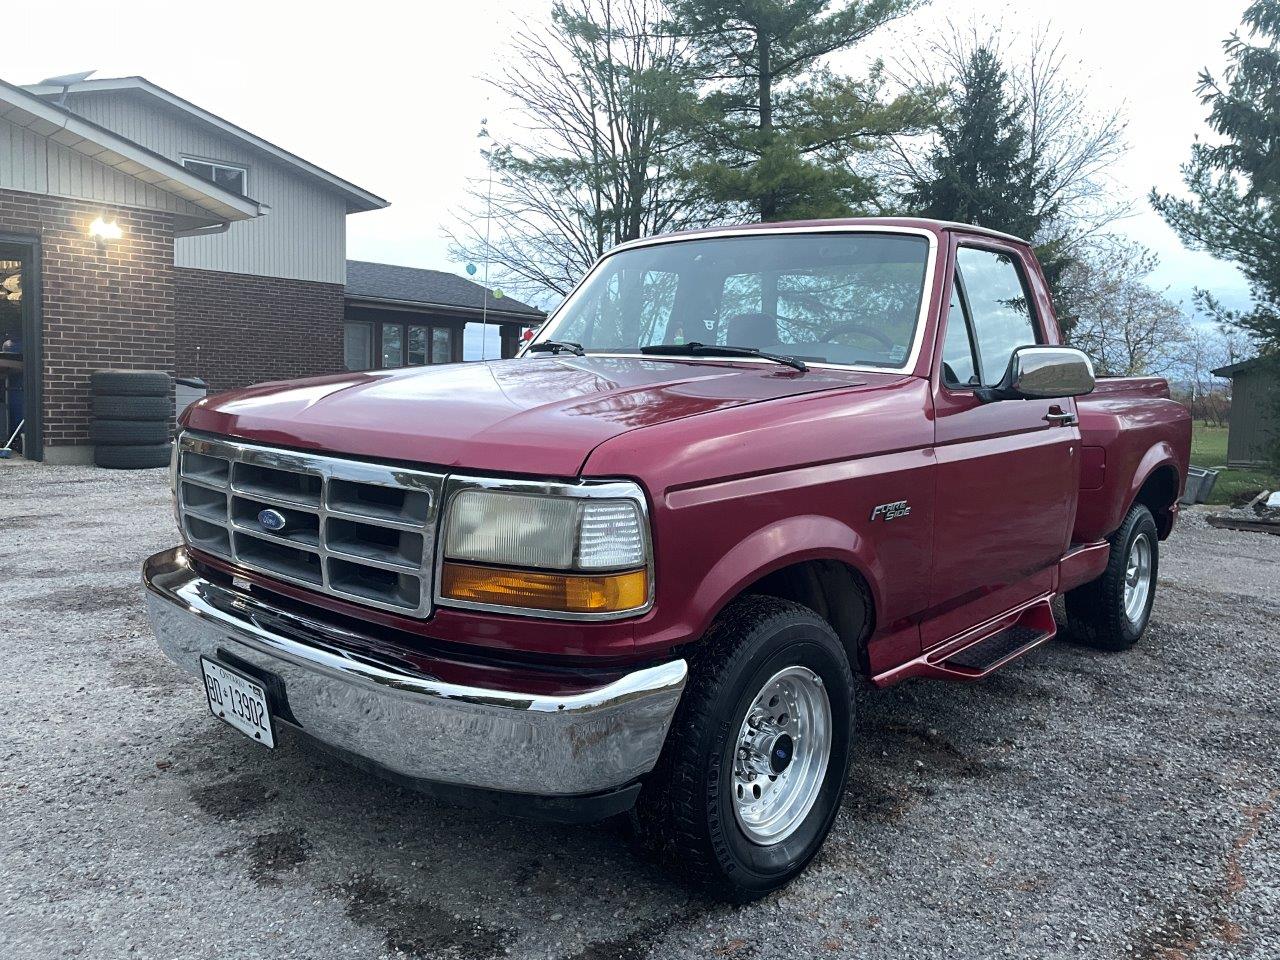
[90,370,173,469]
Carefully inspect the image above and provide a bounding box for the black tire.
[91,395,170,421]
[91,419,171,445]
[1065,503,1159,650]
[90,369,171,397]
[632,595,855,901]
[94,442,172,470]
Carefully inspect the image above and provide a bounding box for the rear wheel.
[632,595,855,901]
[1065,503,1159,650]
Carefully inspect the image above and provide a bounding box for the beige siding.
[62,91,347,285]
[0,115,211,221]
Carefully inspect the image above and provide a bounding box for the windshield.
[538,232,931,368]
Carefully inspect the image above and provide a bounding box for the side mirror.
[975,346,1096,403]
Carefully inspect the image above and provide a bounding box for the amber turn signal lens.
[440,562,648,614]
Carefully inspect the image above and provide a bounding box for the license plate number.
[200,657,275,748]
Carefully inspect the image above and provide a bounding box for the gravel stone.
[1,459,1277,959]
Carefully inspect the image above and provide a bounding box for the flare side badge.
[870,500,911,522]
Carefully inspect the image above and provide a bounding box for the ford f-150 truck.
[145,218,1191,900]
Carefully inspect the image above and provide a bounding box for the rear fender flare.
[1127,441,1182,515]
[1126,442,1182,537]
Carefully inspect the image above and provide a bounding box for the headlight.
[437,480,652,618]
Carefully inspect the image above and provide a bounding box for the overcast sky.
[10,0,1256,313]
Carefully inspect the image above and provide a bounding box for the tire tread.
[91,395,170,421]
[93,442,172,469]
[634,595,854,900]
[91,419,171,446]
[90,370,171,398]
[1065,503,1158,650]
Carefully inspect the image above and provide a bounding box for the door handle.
[1044,408,1077,427]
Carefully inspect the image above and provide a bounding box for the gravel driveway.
[2,459,1278,960]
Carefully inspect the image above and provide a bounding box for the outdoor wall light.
[89,216,124,248]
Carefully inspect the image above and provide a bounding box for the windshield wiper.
[640,341,808,372]
[526,339,585,357]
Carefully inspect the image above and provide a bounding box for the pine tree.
[669,0,932,221]
[1151,0,1280,350]
[907,45,1051,245]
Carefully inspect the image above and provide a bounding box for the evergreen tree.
[1151,0,1280,350]
[669,0,932,221]
[907,45,1052,247]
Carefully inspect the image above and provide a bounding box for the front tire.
[1065,502,1159,650]
[633,595,855,901]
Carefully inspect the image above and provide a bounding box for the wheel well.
[742,560,875,675]
[1134,464,1180,538]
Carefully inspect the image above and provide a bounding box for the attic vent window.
[182,158,247,196]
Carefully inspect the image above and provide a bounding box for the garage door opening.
[0,237,42,461]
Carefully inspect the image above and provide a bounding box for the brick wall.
[0,189,175,452]
[175,268,345,392]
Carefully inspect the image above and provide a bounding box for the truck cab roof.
[608,217,1030,255]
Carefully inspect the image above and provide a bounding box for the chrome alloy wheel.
[1123,532,1153,625]
[732,665,832,845]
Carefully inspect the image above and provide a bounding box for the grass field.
[1190,423,1277,505]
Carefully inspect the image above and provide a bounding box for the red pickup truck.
[145,218,1191,900]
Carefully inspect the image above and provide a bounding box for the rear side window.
[956,247,1039,385]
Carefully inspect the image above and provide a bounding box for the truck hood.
[183,356,865,476]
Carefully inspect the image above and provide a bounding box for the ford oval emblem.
[258,508,287,532]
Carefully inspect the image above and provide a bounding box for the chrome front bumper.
[143,547,686,798]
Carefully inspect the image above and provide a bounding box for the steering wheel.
[817,320,895,348]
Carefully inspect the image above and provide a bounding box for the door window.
[940,289,978,388]
[955,247,1039,385]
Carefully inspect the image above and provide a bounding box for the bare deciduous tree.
[1059,238,1190,377]
[447,0,715,302]
[1178,323,1253,426]
[887,23,1131,256]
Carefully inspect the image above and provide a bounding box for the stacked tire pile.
[90,370,173,469]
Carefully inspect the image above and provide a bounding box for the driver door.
[923,239,1081,648]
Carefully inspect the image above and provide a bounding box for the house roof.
[22,76,387,214]
[1213,356,1275,378]
[0,78,261,228]
[345,260,544,322]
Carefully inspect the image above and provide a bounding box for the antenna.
[38,70,96,106]
[38,70,96,86]
[479,116,493,361]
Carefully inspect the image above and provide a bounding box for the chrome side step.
[872,595,1057,686]
[942,622,1048,673]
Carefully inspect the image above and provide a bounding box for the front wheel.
[1065,502,1159,650]
[632,595,855,901]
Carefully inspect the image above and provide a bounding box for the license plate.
[200,657,275,748]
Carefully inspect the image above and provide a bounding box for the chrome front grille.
[175,433,445,618]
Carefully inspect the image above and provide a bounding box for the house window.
[344,320,458,371]
[344,322,372,371]
[381,323,403,367]
[181,158,248,196]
